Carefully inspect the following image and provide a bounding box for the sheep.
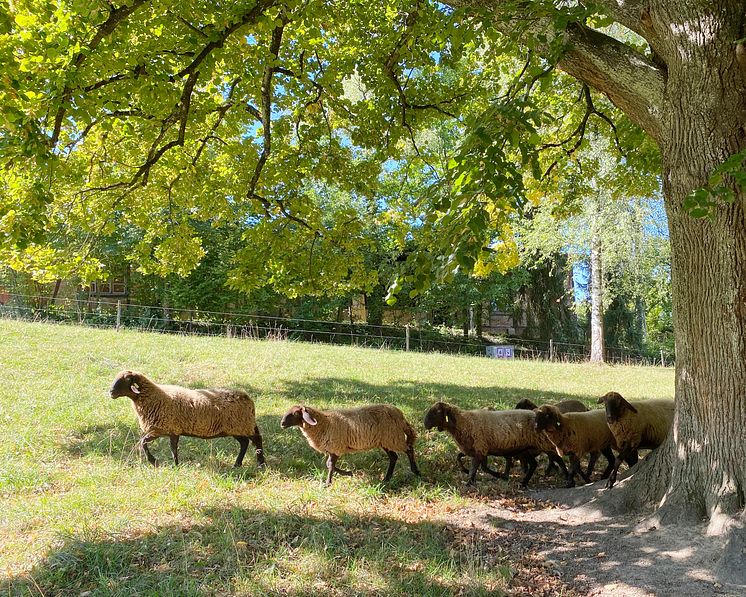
[533,405,617,487]
[109,370,264,468]
[597,392,675,488]
[424,402,566,487]
[279,404,419,485]
[510,398,589,476]
[457,398,589,479]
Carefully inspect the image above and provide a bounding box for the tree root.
[716,515,746,585]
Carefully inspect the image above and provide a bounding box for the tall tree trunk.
[593,1,746,583]
[589,231,605,362]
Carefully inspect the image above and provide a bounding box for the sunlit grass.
[0,319,674,595]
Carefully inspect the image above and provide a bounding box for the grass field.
[0,319,674,596]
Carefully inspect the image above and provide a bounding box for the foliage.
[0,0,663,302]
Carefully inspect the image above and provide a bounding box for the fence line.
[0,291,674,365]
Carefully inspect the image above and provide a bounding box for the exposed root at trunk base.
[717,519,746,585]
[532,443,746,586]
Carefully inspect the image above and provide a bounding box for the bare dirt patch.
[443,486,745,597]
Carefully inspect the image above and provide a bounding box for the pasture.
[0,319,674,595]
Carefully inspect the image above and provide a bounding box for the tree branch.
[451,1,666,143]
[559,22,665,143]
[51,0,150,148]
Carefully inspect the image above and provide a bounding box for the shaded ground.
[443,485,744,597]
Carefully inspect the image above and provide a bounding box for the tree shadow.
[468,507,739,596]
[276,376,599,411]
[2,506,510,596]
[60,376,612,491]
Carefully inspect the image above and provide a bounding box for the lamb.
[109,370,264,468]
[533,405,616,487]
[424,402,566,487]
[597,392,675,488]
[279,404,419,485]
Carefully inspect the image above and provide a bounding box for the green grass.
[0,319,674,595]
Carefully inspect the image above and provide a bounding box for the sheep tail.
[403,418,417,448]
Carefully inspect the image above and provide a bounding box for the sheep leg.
[598,446,616,480]
[606,442,636,489]
[325,454,342,485]
[169,435,180,466]
[232,436,250,467]
[585,451,599,481]
[481,458,504,479]
[457,452,469,474]
[502,456,513,480]
[466,456,481,486]
[406,446,420,476]
[566,455,584,487]
[383,449,398,482]
[250,425,265,467]
[519,455,538,488]
[140,433,159,466]
[546,452,568,479]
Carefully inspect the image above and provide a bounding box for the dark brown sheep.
[110,370,264,468]
[425,402,564,487]
[534,405,615,487]
[597,392,675,488]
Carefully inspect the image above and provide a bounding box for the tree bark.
[589,229,605,363]
[581,1,746,582]
[464,0,746,582]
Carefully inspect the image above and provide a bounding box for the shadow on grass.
[59,377,610,492]
[277,377,599,411]
[2,507,508,596]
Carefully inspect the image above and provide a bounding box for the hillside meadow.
[0,319,674,595]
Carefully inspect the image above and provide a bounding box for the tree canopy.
[0,0,660,297]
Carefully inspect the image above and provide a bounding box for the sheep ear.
[131,382,141,394]
[301,408,317,426]
[623,398,638,414]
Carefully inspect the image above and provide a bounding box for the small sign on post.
[486,345,515,359]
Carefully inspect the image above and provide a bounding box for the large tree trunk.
[593,1,746,583]
[589,231,605,363]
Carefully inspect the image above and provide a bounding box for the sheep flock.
[110,370,674,489]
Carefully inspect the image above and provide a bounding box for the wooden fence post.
[549,338,554,361]
[660,348,665,367]
[116,300,122,331]
[405,325,410,352]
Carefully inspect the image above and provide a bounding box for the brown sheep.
[280,404,419,485]
[109,370,264,468]
[534,405,616,487]
[424,402,565,487]
[598,392,675,488]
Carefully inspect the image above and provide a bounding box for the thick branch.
[559,23,665,143]
[451,1,666,143]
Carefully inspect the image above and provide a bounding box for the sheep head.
[423,402,455,432]
[515,398,538,411]
[110,370,146,400]
[598,391,638,423]
[280,405,317,429]
[534,405,562,434]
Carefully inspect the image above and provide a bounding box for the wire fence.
[0,292,674,365]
